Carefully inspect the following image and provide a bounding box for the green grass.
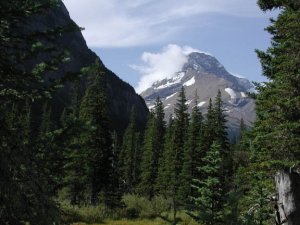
[72,218,169,225]
[70,212,200,225]
[62,194,200,225]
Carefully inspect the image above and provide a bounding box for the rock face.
[28,1,148,132]
[275,169,300,225]
[140,52,256,139]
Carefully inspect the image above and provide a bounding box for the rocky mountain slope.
[140,52,256,139]
[28,1,148,132]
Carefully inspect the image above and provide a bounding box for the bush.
[60,202,108,224]
[151,195,172,216]
[121,194,171,219]
[179,212,199,225]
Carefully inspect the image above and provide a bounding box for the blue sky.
[63,0,277,93]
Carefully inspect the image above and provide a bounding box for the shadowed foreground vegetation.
[61,194,199,225]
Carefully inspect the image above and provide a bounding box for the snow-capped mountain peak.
[140,52,256,139]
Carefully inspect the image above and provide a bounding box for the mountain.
[140,52,256,139]
[27,1,149,133]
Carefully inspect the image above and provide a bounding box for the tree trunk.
[275,169,300,225]
[173,196,177,225]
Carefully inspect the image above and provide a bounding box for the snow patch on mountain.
[148,105,155,110]
[164,104,171,109]
[165,93,177,100]
[154,72,185,89]
[241,92,247,98]
[183,77,195,87]
[193,64,199,70]
[186,100,193,105]
[155,82,175,90]
[225,88,237,99]
[198,101,206,107]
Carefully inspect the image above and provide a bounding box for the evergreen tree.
[238,118,246,142]
[172,86,189,221]
[157,87,189,224]
[156,115,175,195]
[232,118,250,170]
[40,102,53,133]
[62,113,90,205]
[59,78,91,205]
[139,97,166,198]
[37,102,66,194]
[233,2,300,224]
[0,1,74,223]
[119,106,142,192]
[252,0,300,161]
[213,90,229,152]
[173,86,189,177]
[201,98,215,151]
[190,142,224,225]
[179,94,203,208]
[79,60,114,205]
[213,91,231,191]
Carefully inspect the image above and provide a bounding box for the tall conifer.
[119,106,142,192]
[157,87,189,223]
[179,95,203,208]
[139,97,166,198]
[190,142,224,225]
[79,60,114,205]
[156,115,175,195]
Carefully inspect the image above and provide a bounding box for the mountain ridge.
[28,0,149,133]
[140,52,256,139]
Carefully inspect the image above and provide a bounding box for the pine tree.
[157,87,189,224]
[119,106,142,192]
[58,77,90,205]
[139,97,166,198]
[213,90,229,151]
[172,87,189,220]
[79,60,114,205]
[37,102,66,195]
[173,86,189,176]
[0,1,75,223]
[233,2,300,224]
[213,91,231,191]
[201,98,215,151]
[40,102,53,133]
[239,118,246,141]
[232,118,251,172]
[190,142,224,225]
[252,0,300,161]
[179,93,204,208]
[62,113,90,205]
[156,115,175,195]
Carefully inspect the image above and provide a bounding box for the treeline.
[117,88,235,225]
[2,0,300,225]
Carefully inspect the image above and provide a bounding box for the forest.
[1,0,300,225]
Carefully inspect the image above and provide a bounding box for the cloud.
[63,0,266,48]
[132,44,203,93]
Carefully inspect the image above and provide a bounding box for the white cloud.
[63,0,266,48]
[132,44,201,93]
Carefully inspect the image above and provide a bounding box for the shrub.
[151,195,172,216]
[121,194,171,219]
[60,202,108,224]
